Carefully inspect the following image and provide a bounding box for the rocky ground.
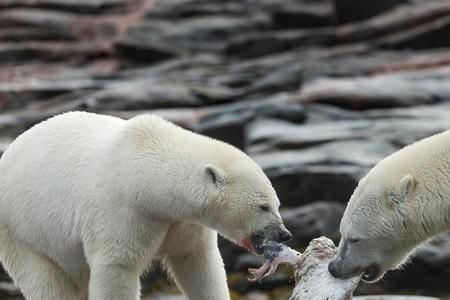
[1,0,450,299]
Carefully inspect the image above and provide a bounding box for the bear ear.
[204,164,227,187]
[398,174,416,197]
[388,175,416,207]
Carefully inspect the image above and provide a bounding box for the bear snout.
[328,260,339,278]
[278,229,292,242]
[362,263,381,282]
[329,258,381,281]
[328,258,365,279]
[250,225,292,255]
[261,224,292,243]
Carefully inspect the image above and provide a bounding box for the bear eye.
[348,238,360,243]
[259,204,270,212]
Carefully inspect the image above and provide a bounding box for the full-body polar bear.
[328,130,450,282]
[0,112,291,300]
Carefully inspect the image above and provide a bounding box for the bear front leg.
[88,263,140,300]
[0,244,82,300]
[164,224,230,300]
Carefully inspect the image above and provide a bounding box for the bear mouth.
[251,232,265,255]
[239,234,265,255]
[362,263,381,282]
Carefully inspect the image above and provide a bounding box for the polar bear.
[0,112,291,300]
[328,130,450,283]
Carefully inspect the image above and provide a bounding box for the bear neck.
[133,142,230,225]
[410,188,450,242]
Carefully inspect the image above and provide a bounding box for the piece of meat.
[248,237,361,300]
[247,240,301,282]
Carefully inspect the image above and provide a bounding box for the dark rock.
[0,28,71,42]
[145,0,244,19]
[281,202,345,248]
[264,164,362,207]
[0,282,21,297]
[377,16,450,50]
[0,263,16,296]
[195,100,306,149]
[233,254,265,272]
[213,52,307,94]
[218,236,247,272]
[227,46,450,88]
[225,44,391,86]
[0,263,10,282]
[333,0,408,25]
[114,37,178,65]
[120,14,270,58]
[245,66,301,95]
[0,43,55,64]
[0,9,75,40]
[0,0,127,14]
[199,118,245,149]
[0,113,30,138]
[226,1,450,58]
[0,139,11,158]
[116,54,224,79]
[415,233,450,267]
[225,29,334,58]
[0,41,110,65]
[140,263,165,295]
[272,4,332,29]
[334,1,450,44]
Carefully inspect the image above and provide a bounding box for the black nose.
[278,229,292,242]
[328,260,339,278]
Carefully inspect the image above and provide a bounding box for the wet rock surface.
[1,0,450,299]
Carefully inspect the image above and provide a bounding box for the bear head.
[200,160,291,255]
[328,163,430,283]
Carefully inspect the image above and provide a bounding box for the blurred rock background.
[1,0,450,299]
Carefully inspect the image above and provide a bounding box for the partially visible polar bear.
[0,112,291,300]
[329,130,450,283]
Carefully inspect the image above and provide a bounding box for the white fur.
[336,130,450,281]
[0,112,284,300]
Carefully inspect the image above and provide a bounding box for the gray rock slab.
[0,0,126,13]
[281,202,345,248]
